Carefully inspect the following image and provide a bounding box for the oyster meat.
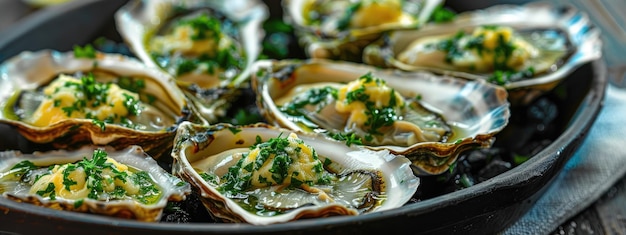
[252,59,510,175]
[171,121,419,224]
[395,25,547,78]
[273,72,452,147]
[363,2,602,104]
[115,0,268,122]
[283,0,442,61]
[0,50,189,157]
[0,146,190,222]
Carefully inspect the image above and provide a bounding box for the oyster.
[0,145,190,222]
[363,2,602,105]
[282,0,443,61]
[252,59,510,175]
[171,121,419,224]
[115,0,268,122]
[0,50,189,157]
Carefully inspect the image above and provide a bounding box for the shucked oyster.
[283,0,442,61]
[252,59,510,175]
[363,2,602,104]
[0,145,190,222]
[115,0,268,122]
[273,72,452,147]
[171,121,419,224]
[0,50,189,157]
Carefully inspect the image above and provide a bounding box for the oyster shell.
[282,0,443,62]
[363,2,602,105]
[115,0,268,122]
[252,59,510,175]
[0,50,189,157]
[171,121,419,224]
[0,145,190,222]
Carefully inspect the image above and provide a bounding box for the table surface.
[1,1,625,234]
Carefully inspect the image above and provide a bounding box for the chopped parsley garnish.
[178,14,221,41]
[488,67,535,85]
[17,149,161,204]
[74,199,84,208]
[337,2,362,31]
[9,160,37,177]
[73,44,96,59]
[153,14,244,77]
[176,59,199,76]
[36,182,56,200]
[172,45,243,77]
[428,5,456,23]
[323,158,332,167]
[218,134,330,195]
[61,164,78,190]
[79,149,108,200]
[132,171,161,204]
[433,26,536,84]
[92,119,106,131]
[122,93,142,116]
[281,86,337,116]
[49,73,147,130]
[327,132,363,146]
[344,73,403,135]
[435,31,466,63]
[200,172,218,184]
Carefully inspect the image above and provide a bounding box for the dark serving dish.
[0,0,607,234]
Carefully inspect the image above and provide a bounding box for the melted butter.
[305,0,414,30]
[147,13,242,88]
[237,133,324,188]
[276,74,454,146]
[28,157,141,200]
[335,74,404,128]
[25,74,141,127]
[149,24,235,58]
[398,26,541,73]
[349,0,407,29]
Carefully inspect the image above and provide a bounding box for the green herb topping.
[212,133,332,196]
[430,25,536,84]
[337,72,404,135]
[28,73,149,130]
[73,44,96,59]
[7,149,161,204]
[149,14,244,78]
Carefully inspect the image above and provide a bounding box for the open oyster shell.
[171,121,419,225]
[115,0,268,122]
[363,2,602,105]
[0,50,189,157]
[0,145,190,222]
[252,59,510,175]
[282,0,443,62]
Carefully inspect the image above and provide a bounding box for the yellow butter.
[239,133,322,188]
[27,74,141,127]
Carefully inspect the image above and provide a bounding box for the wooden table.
[1,0,625,234]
